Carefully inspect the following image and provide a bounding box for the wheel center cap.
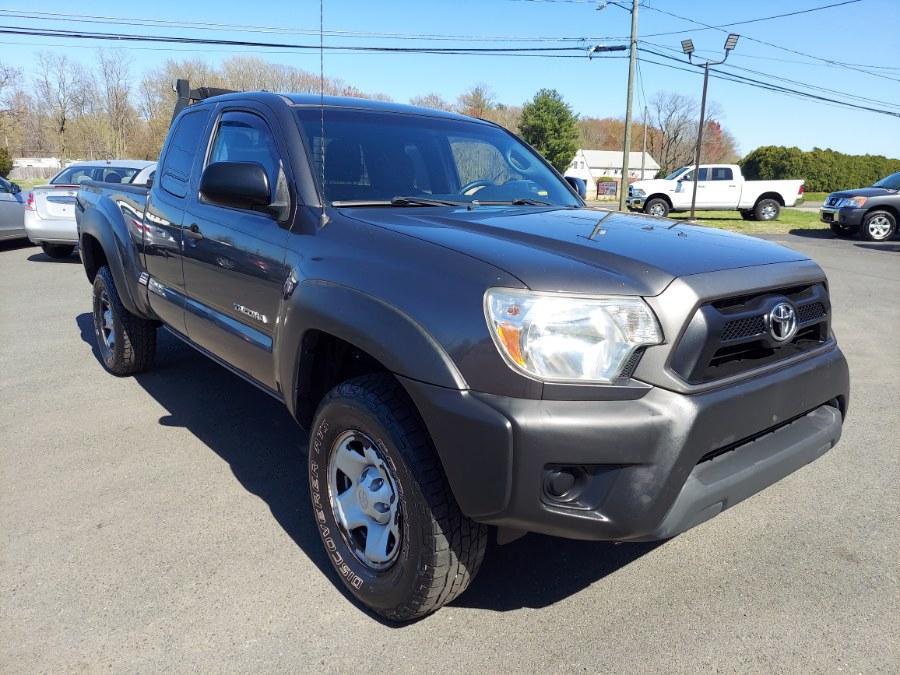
[357,486,370,511]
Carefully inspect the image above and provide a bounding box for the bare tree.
[410,93,455,112]
[97,50,136,157]
[646,91,699,174]
[34,52,89,160]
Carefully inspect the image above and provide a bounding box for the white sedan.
[25,160,156,259]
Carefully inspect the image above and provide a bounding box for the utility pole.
[617,0,638,211]
[641,104,648,180]
[682,34,740,222]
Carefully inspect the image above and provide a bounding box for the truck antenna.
[319,0,328,227]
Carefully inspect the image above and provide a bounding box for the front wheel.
[754,198,781,221]
[308,374,487,622]
[643,197,669,218]
[41,243,75,259]
[92,265,157,375]
[861,210,897,242]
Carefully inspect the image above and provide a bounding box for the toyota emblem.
[768,302,798,342]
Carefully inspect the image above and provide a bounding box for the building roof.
[578,149,660,170]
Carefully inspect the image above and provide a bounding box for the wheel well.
[295,330,391,429]
[863,203,898,222]
[80,234,107,282]
[755,192,785,207]
[646,193,672,207]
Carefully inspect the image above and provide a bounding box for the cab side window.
[207,111,289,218]
[160,109,210,199]
[711,167,733,181]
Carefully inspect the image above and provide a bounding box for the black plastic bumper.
[820,207,864,227]
[400,344,849,542]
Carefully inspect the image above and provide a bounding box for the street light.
[683,33,739,222]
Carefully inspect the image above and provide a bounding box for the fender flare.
[78,200,146,317]
[277,279,467,418]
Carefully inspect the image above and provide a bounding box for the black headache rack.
[171,78,237,122]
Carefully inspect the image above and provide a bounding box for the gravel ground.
[1,232,898,672]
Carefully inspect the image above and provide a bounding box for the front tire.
[308,374,487,622]
[41,243,75,259]
[754,198,781,221]
[861,210,896,241]
[92,265,157,375]
[643,197,669,218]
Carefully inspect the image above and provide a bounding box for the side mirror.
[145,172,155,189]
[565,176,587,199]
[10,183,21,195]
[200,162,270,211]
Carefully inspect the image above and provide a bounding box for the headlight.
[837,196,867,208]
[484,288,663,383]
[630,187,646,198]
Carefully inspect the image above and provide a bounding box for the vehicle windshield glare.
[872,172,900,190]
[294,108,580,207]
[664,166,689,180]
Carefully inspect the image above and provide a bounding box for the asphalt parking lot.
[1,231,898,672]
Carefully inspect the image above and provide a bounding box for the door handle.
[184,223,203,240]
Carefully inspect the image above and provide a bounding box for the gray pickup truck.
[76,83,849,621]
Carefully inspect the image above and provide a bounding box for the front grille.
[670,283,831,384]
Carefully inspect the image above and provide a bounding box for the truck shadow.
[76,313,659,620]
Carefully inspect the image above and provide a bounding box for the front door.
[143,107,212,334]
[181,107,292,391]
[0,177,24,238]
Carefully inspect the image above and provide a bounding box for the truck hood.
[341,206,808,296]
[829,186,897,199]
[630,179,675,193]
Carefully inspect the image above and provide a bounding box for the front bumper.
[24,210,78,244]
[820,206,864,228]
[401,344,849,542]
[625,197,644,211]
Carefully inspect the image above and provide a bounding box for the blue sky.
[1,0,898,157]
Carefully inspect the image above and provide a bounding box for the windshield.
[294,108,580,207]
[664,166,689,180]
[873,172,900,190]
[51,165,141,185]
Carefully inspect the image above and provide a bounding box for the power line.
[641,40,900,111]
[637,2,900,83]
[637,47,900,118]
[637,0,863,37]
[0,8,617,44]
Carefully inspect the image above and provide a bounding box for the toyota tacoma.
[75,83,849,622]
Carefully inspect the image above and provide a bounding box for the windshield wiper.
[508,197,552,206]
[390,195,462,207]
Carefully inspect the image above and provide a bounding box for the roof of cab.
[197,91,484,123]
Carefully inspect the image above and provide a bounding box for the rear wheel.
[41,243,75,259]
[643,197,669,218]
[92,265,157,375]
[308,374,487,622]
[754,198,781,221]
[861,210,896,242]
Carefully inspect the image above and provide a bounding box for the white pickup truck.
[626,164,804,221]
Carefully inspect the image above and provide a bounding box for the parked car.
[820,171,899,241]
[25,160,156,258]
[76,85,849,622]
[626,164,805,220]
[0,175,26,242]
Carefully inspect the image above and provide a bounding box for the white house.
[565,149,660,184]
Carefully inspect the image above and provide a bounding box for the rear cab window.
[159,109,211,199]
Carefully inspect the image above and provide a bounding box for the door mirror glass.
[200,161,270,211]
[10,183,21,194]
